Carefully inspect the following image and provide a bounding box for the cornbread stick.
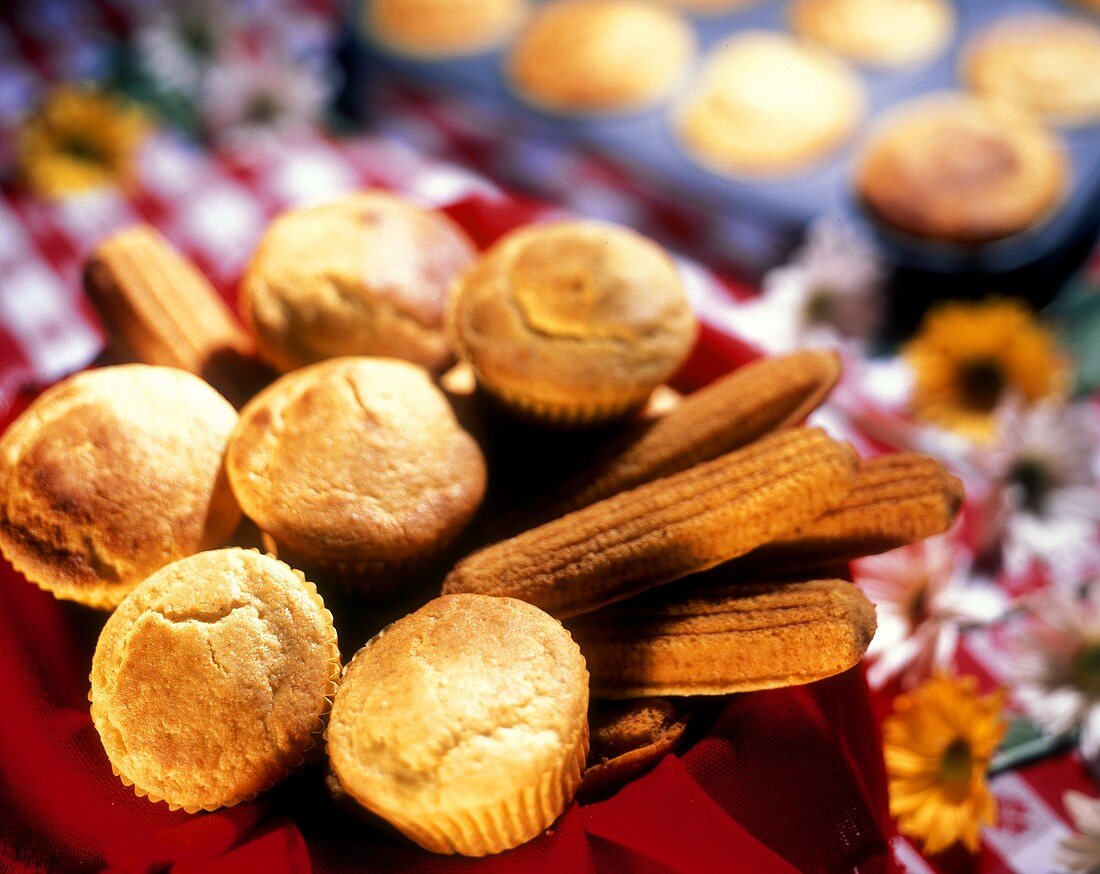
[441,427,857,618]
[725,452,964,577]
[579,697,692,799]
[84,225,274,406]
[526,349,841,525]
[568,578,877,698]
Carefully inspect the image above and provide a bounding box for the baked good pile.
[0,193,963,857]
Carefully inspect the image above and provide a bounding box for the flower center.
[958,358,1006,414]
[804,288,836,326]
[907,581,931,629]
[63,134,106,165]
[1008,456,1051,514]
[1072,643,1100,697]
[939,737,974,784]
[178,17,216,59]
[246,93,282,125]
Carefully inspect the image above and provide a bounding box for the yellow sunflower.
[905,298,1070,439]
[884,673,1007,856]
[16,87,150,198]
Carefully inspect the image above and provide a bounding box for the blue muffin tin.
[358,0,1100,275]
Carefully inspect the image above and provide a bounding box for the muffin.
[0,365,240,609]
[962,15,1100,127]
[226,357,486,589]
[790,0,955,68]
[365,0,528,57]
[449,220,697,426]
[90,548,341,812]
[327,594,589,856]
[677,32,866,176]
[240,192,477,374]
[507,0,696,115]
[856,94,1068,244]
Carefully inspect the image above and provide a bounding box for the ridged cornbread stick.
[526,349,841,523]
[569,578,876,698]
[725,452,964,577]
[441,427,857,618]
[84,225,273,406]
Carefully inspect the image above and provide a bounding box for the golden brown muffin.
[856,94,1068,244]
[0,365,240,609]
[962,15,1100,127]
[791,0,955,68]
[676,32,865,176]
[226,357,486,589]
[327,594,589,856]
[240,193,477,374]
[365,0,528,57]
[90,549,340,812]
[449,220,697,426]
[507,0,696,115]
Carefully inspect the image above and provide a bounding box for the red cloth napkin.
[0,175,891,872]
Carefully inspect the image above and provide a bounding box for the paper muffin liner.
[261,531,453,596]
[470,366,655,429]
[89,552,342,813]
[383,719,590,856]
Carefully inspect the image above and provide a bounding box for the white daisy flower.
[740,215,885,354]
[975,400,1100,587]
[134,0,236,95]
[1057,790,1100,874]
[1013,582,1100,768]
[198,51,332,148]
[855,535,1008,690]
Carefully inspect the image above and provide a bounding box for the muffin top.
[677,31,865,175]
[227,357,486,563]
[856,94,1068,244]
[90,548,341,811]
[241,192,477,374]
[449,220,696,413]
[366,0,528,58]
[0,365,240,608]
[963,15,1100,127]
[791,0,955,68]
[328,593,588,817]
[507,0,695,114]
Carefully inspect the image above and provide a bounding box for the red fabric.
[0,343,892,874]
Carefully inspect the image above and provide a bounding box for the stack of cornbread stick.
[0,204,961,856]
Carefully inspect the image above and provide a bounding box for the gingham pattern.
[0,6,1092,873]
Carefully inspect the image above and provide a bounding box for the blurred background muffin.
[0,365,240,609]
[226,357,486,591]
[672,0,759,13]
[449,220,697,426]
[962,15,1100,127]
[240,192,477,374]
[506,0,696,115]
[676,32,865,176]
[855,94,1068,244]
[790,0,955,68]
[364,0,529,58]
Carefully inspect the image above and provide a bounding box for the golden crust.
[327,594,589,856]
[226,357,486,572]
[442,427,857,618]
[0,365,241,608]
[579,697,691,798]
[677,31,865,176]
[856,93,1068,244]
[449,220,697,426]
[962,15,1100,127]
[241,192,477,374]
[89,548,341,811]
[569,578,877,697]
[507,0,696,115]
[366,0,528,58]
[791,0,955,68]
